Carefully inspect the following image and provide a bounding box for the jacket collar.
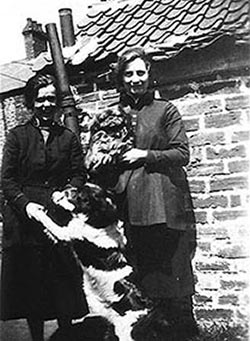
[120,91,154,110]
[30,115,61,130]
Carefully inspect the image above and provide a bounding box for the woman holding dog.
[114,47,199,339]
[1,73,89,340]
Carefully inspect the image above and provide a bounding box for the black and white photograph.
[0,0,249,340]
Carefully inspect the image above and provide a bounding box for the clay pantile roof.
[0,60,35,94]
[76,0,250,60]
[1,0,249,94]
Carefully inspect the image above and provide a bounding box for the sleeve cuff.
[13,194,30,213]
[145,150,157,165]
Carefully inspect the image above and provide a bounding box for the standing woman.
[115,47,198,339]
[0,73,89,340]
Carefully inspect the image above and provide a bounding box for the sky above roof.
[2,0,248,66]
[1,0,249,94]
[0,0,94,65]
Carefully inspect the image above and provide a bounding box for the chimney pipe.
[45,23,79,137]
[59,8,75,47]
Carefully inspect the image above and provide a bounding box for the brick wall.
[172,86,250,326]
[0,76,249,327]
[0,95,32,218]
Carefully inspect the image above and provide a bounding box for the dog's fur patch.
[41,183,171,341]
[50,315,118,341]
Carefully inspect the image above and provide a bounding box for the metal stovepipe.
[45,22,80,138]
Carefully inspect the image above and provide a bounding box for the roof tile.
[2,0,249,93]
[0,60,34,93]
[76,0,249,60]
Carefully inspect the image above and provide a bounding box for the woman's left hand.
[122,148,148,164]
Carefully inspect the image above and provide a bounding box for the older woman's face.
[34,84,57,121]
[122,57,149,98]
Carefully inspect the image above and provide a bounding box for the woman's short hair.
[115,47,151,91]
[24,73,59,109]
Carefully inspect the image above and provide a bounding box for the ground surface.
[0,319,58,341]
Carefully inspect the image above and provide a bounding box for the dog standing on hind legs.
[38,183,179,341]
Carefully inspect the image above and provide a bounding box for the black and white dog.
[39,183,171,341]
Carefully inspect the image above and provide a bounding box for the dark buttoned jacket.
[118,92,195,231]
[1,117,86,247]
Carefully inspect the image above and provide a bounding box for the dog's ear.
[82,184,118,227]
[84,184,109,212]
[47,202,73,227]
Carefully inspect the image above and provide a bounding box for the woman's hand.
[25,202,45,221]
[122,148,148,164]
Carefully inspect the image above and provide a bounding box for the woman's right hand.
[25,202,45,221]
[121,148,148,164]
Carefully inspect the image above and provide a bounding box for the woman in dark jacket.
[115,47,198,339]
[0,73,89,340]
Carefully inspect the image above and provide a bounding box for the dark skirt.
[0,242,89,321]
[125,224,195,299]
[126,224,199,338]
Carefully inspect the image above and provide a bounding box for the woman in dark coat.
[114,47,198,339]
[0,73,89,340]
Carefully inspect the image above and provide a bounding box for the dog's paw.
[45,226,71,242]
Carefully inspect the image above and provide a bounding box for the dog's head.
[51,183,118,228]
